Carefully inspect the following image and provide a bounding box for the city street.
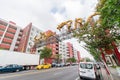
[0,66,79,80]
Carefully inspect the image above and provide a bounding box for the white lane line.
[75,77,79,80]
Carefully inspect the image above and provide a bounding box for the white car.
[78,62,101,80]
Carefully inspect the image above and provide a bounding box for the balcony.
[17,36,22,41]
[0,20,8,26]
[14,48,18,51]
[55,52,59,54]
[0,25,6,31]
[5,32,14,39]
[16,41,20,44]
[20,29,23,32]
[67,54,70,57]
[2,38,12,43]
[14,46,19,51]
[56,48,59,50]
[17,38,21,41]
[56,43,59,46]
[9,25,17,30]
[0,30,4,36]
[0,24,6,29]
[7,27,16,34]
[15,46,18,49]
[19,32,22,36]
[0,43,10,49]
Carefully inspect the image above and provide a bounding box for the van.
[78,62,101,80]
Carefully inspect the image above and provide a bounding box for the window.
[80,63,93,69]
[30,37,32,41]
[37,30,39,33]
[86,64,93,69]
[27,48,30,52]
[29,42,32,46]
[0,28,5,31]
[31,32,33,35]
[6,65,13,68]
[32,28,34,31]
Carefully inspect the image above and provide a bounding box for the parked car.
[60,63,65,67]
[36,64,44,70]
[78,62,101,80]
[65,63,70,66]
[71,63,78,66]
[0,64,23,73]
[51,63,56,67]
[55,63,61,67]
[43,63,51,69]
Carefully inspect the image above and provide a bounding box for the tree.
[55,54,62,63]
[39,47,52,59]
[67,57,76,63]
[85,57,91,62]
[84,45,101,61]
[73,0,120,62]
[96,0,120,41]
[0,48,3,50]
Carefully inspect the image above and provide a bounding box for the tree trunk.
[111,42,120,65]
[99,48,107,63]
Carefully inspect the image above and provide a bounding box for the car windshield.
[80,63,93,69]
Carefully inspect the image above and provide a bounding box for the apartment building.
[67,42,74,58]
[73,49,80,62]
[0,18,42,54]
[59,42,68,63]
[59,42,80,63]
[0,18,22,51]
[45,30,59,63]
[18,23,43,54]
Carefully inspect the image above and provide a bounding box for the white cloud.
[0,0,98,58]
[0,0,97,30]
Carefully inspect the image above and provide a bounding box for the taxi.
[36,64,44,70]
[43,63,51,69]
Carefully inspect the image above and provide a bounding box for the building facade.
[45,30,59,63]
[67,42,74,58]
[0,18,43,54]
[73,49,80,62]
[0,18,22,51]
[59,42,68,63]
[18,23,43,53]
[59,42,80,63]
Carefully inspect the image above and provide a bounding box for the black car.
[51,63,57,67]
[0,64,23,73]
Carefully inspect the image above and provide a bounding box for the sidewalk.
[108,67,120,80]
[101,67,111,80]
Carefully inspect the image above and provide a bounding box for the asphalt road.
[0,66,79,80]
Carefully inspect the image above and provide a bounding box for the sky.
[0,0,98,59]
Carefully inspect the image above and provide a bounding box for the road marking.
[75,77,79,80]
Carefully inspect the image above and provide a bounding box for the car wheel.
[26,67,30,70]
[79,75,82,79]
[16,69,20,72]
[97,75,101,80]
